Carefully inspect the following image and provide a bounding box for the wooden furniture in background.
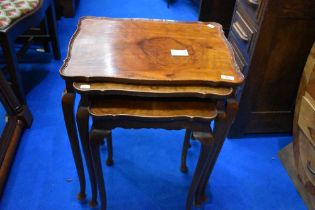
[279,42,315,210]
[227,0,315,137]
[59,17,243,209]
[293,42,315,209]
[0,69,32,196]
[167,0,236,34]
[0,0,60,104]
[198,0,236,34]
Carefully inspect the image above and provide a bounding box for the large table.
[59,17,244,209]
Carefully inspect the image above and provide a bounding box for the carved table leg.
[180,129,192,173]
[195,99,238,205]
[186,131,214,210]
[61,89,86,200]
[76,99,97,207]
[90,127,108,210]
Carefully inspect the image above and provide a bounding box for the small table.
[59,17,243,209]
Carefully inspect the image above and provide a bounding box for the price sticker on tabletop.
[221,75,235,81]
[80,84,91,89]
[171,49,189,56]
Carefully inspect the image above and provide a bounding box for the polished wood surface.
[292,42,315,209]
[298,95,315,146]
[60,17,242,209]
[87,97,217,210]
[89,96,217,121]
[60,17,243,86]
[73,82,233,98]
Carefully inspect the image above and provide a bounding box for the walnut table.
[59,17,244,209]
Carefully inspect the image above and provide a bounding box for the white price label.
[221,75,235,81]
[80,84,91,89]
[171,49,189,56]
[207,24,215,28]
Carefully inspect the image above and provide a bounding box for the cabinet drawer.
[230,9,256,58]
[228,33,248,102]
[228,31,248,72]
[298,129,315,188]
[298,95,315,147]
[238,0,265,23]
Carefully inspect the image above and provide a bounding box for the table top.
[89,96,217,122]
[73,82,233,98]
[60,17,244,87]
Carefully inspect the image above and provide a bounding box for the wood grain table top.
[89,96,217,121]
[60,17,244,87]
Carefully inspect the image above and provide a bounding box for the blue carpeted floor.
[0,0,307,209]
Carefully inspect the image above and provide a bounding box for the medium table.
[59,17,243,209]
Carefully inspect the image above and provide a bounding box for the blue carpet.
[0,0,306,209]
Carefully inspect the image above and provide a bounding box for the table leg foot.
[180,165,188,173]
[77,192,86,201]
[89,199,98,207]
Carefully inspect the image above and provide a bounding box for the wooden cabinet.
[293,42,315,209]
[228,0,315,137]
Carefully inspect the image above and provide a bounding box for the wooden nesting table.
[59,17,244,210]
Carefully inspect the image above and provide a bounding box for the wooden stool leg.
[180,129,191,173]
[1,35,25,104]
[76,102,98,207]
[186,131,213,210]
[46,3,61,60]
[61,0,76,17]
[195,99,238,205]
[105,131,114,166]
[90,127,108,210]
[61,89,86,201]
[39,18,51,53]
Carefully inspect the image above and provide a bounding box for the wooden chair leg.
[61,0,76,17]
[186,131,213,210]
[76,102,98,207]
[1,35,25,104]
[61,89,86,201]
[46,3,61,60]
[105,131,114,166]
[195,99,238,205]
[39,18,51,53]
[180,129,191,173]
[90,127,108,210]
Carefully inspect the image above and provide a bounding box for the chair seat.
[89,96,217,122]
[0,0,40,30]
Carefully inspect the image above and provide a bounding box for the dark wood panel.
[198,0,236,33]
[60,17,243,87]
[244,112,293,134]
[228,0,315,137]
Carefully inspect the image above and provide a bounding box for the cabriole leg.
[61,89,86,201]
